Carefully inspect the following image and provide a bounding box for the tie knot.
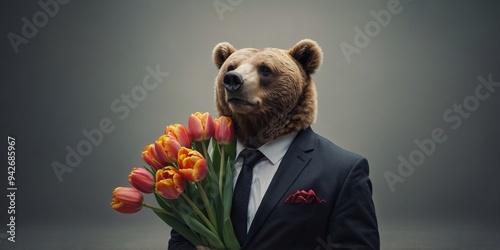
[240,149,264,169]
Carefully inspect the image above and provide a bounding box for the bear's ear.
[289,39,323,75]
[212,42,236,69]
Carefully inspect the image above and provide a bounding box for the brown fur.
[212,39,323,148]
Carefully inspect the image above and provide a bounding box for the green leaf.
[212,142,222,173]
[152,209,202,246]
[171,195,224,249]
[144,165,156,177]
[152,193,203,246]
[225,139,237,162]
[194,140,217,201]
[154,192,174,213]
[193,141,203,154]
[212,185,225,241]
[184,183,215,224]
[220,157,239,249]
[222,157,235,216]
[204,142,220,201]
[181,214,225,249]
[201,236,209,247]
[222,217,240,250]
[204,139,213,166]
[184,182,198,199]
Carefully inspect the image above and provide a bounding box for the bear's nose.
[223,71,244,92]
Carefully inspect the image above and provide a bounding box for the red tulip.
[154,134,182,163]
[142,144,165,171]
[165,124,192,148]
[111,187,144,214]
[156,166,186,199]
[128,167,155,193]
[213,116,235,145]
[177,147,208,182]
[188,112,214,141]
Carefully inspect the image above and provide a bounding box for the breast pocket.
[269,203,331,245]
[278,203,328,214]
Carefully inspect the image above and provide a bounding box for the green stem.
[143,203,173,216]
[201,141,209,161]
[196,182,218,232]
[218,145,225,195]
[181,193,218,235]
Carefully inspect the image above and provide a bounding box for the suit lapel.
[245,127,316,245]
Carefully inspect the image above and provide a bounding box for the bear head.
[212,39,323,148]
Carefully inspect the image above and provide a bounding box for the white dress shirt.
[233,132,298,232]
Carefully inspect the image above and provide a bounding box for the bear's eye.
[259,65,271,76]
[227,65,235,72]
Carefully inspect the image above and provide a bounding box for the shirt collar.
[236,132,298,165]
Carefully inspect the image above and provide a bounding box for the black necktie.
[231,149,265,246]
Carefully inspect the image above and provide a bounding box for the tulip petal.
[214,116,234,145]
[142,144,165,170]
[188,112,214,141]
[165,124,192,148]
[129,168,155,193]
[155,166,185,199]
[177,147,208,182]
[154,141,170,164]
[111,187,144,214]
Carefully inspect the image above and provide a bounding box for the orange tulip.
[142,144,165,171]
[128,167,155,193]
[165,124,192,148]
[177,147,208,182]
[154,134,182,163]
[111,187,144,214]
[156,166,186,199]
[213,116,235,145]
[188,112,214,141]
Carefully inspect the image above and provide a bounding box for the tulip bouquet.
[111,112,240,249]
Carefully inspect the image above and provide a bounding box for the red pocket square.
[284,189,326,204]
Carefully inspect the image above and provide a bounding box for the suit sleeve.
[168,229,195,250]
[329,157,380,249]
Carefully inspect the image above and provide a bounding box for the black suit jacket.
[168,127,379,249]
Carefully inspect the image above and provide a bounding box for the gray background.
[1,0,499,249]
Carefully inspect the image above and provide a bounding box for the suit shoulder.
[315,133,365,163]
[294,127,367,169]
[312,133,372,192]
